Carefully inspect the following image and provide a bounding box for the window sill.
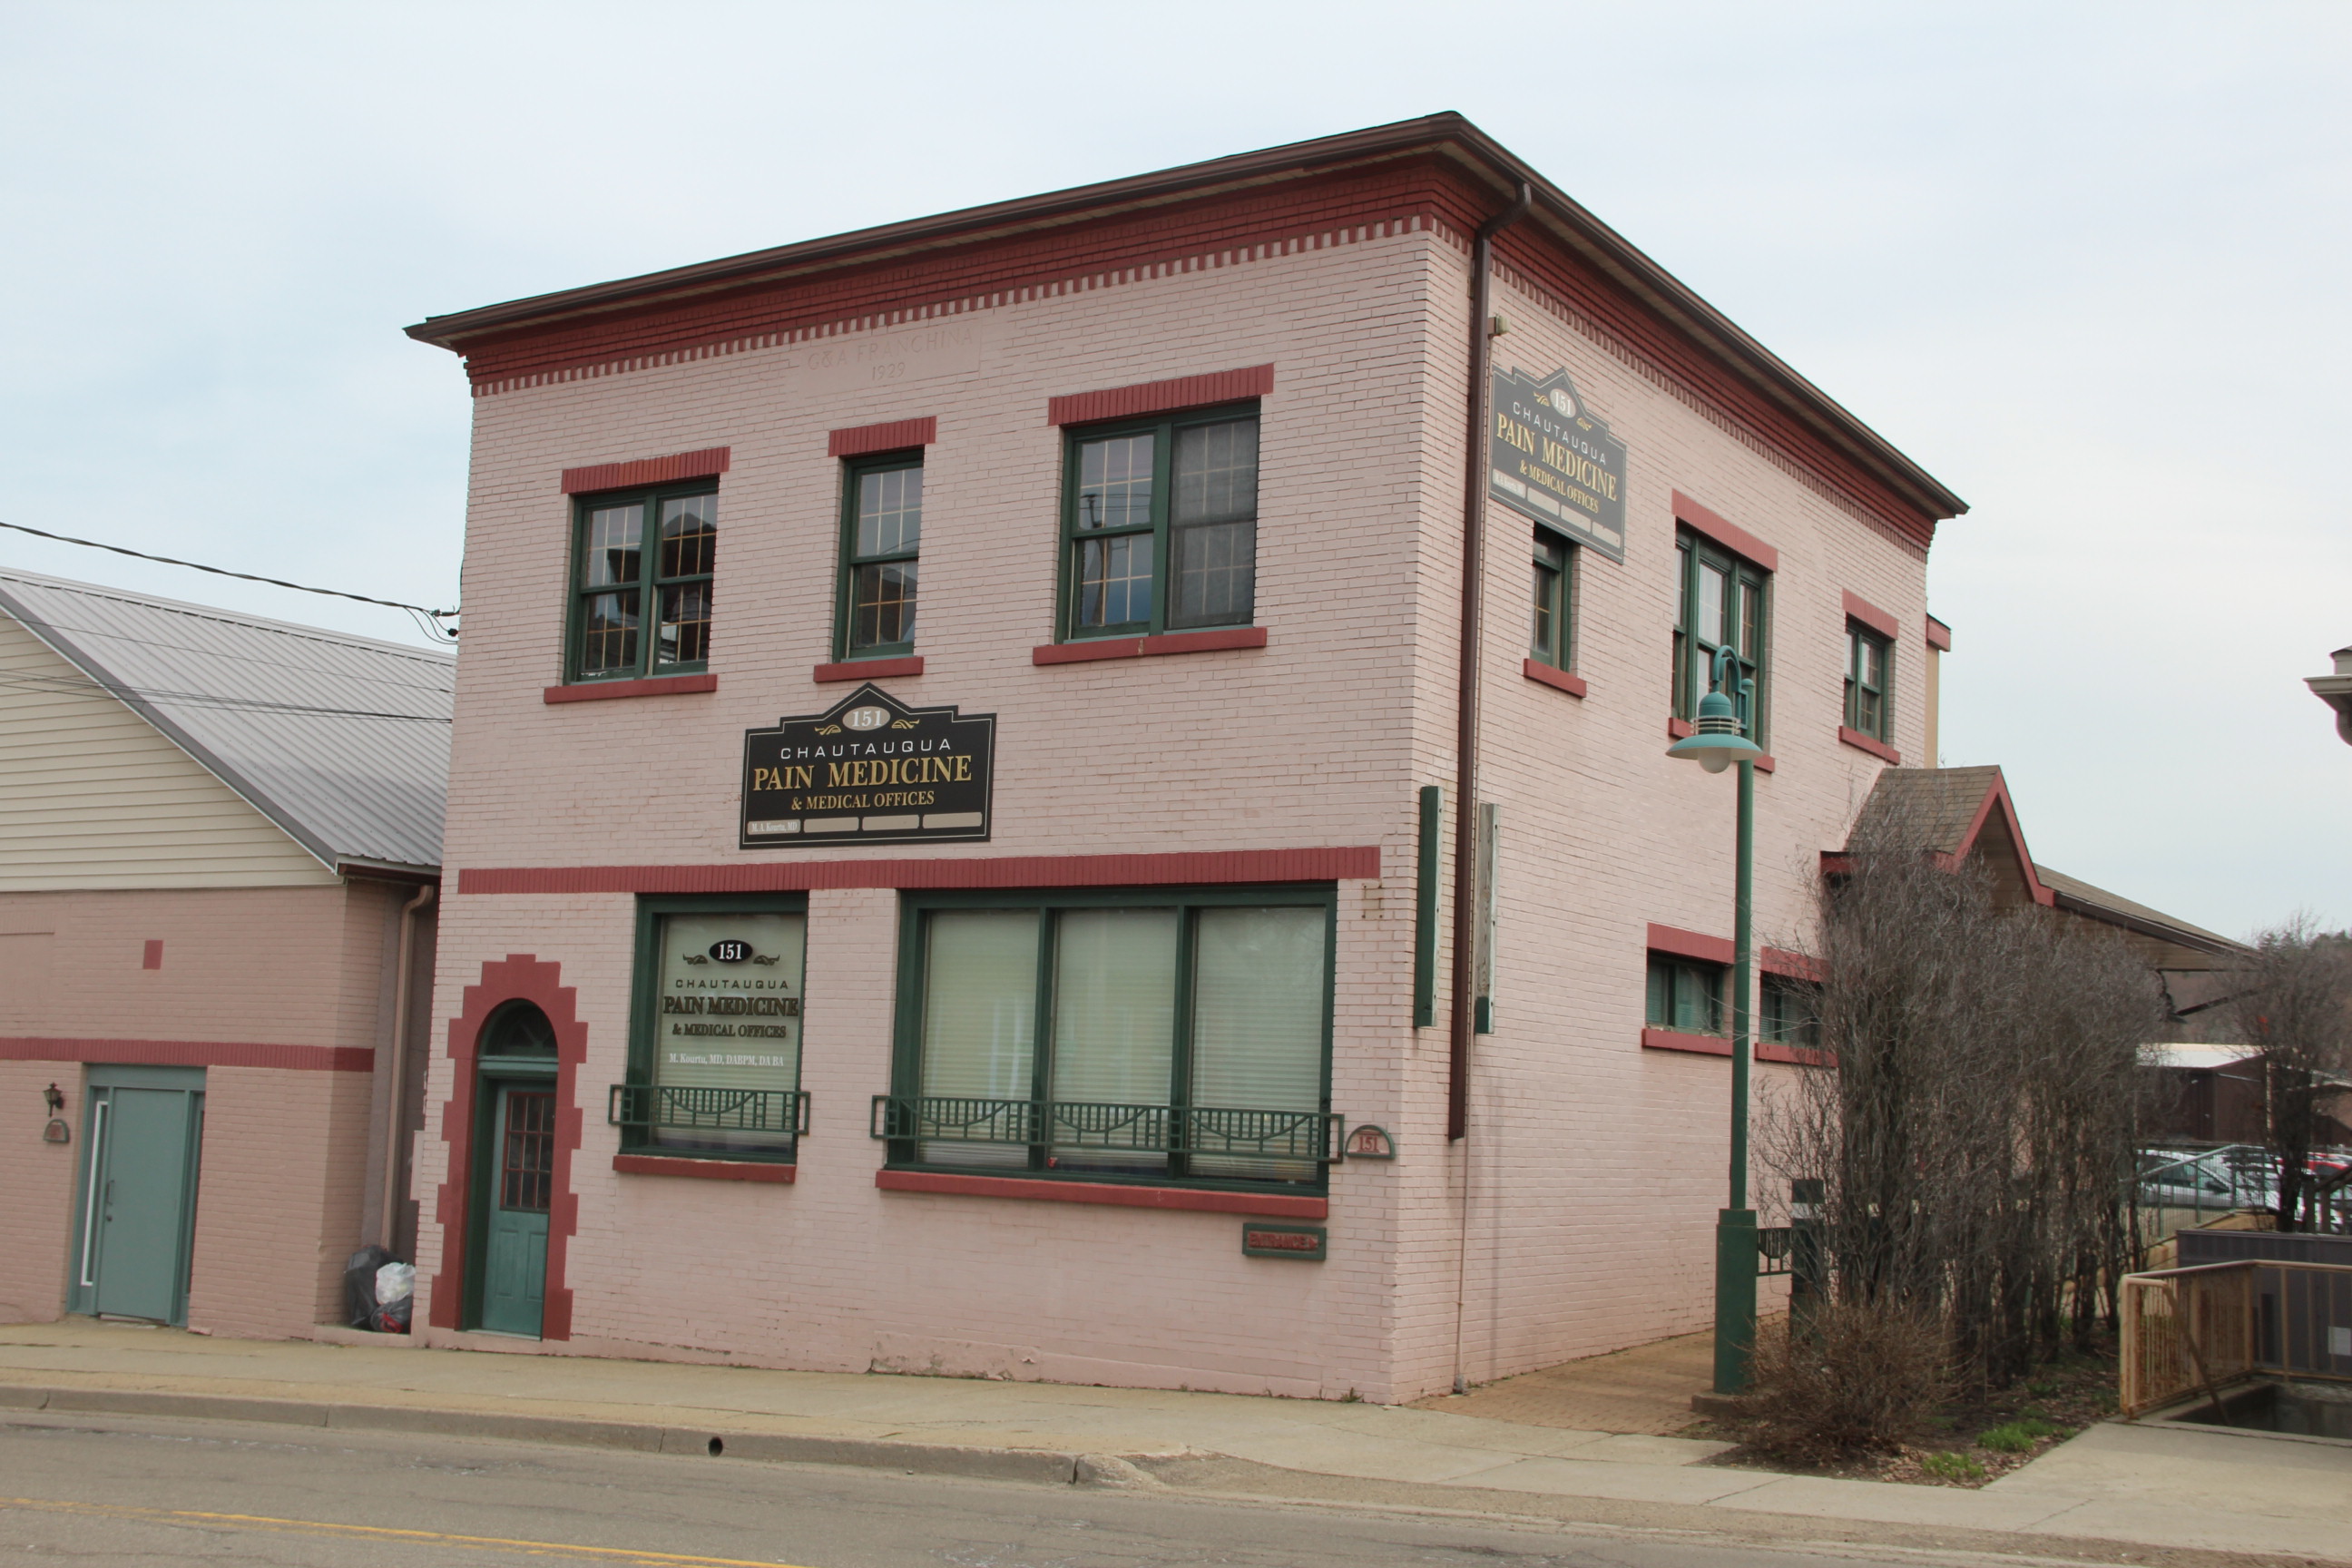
[1663,718,1775,772]
[1034,627,1268,666]
[814,655,923,683]
[545,673,718,704]
[1642,1027,1827,1067]
[876,1168,1325,1218]
[1523,659,1588,698]
[613,1153,795,1182]
[1838,727,1901,764]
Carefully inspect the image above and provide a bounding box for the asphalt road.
[0,1411,2063,1568]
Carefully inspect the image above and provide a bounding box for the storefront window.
[614,898,807,1161]
[884,888,1335,1188]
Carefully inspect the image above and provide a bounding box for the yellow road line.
[0,1497,821,1567]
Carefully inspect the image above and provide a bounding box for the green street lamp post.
[1666,646,1765,1396]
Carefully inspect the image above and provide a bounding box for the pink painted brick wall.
[0,1062,79,1324]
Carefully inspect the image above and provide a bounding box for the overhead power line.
[0,518,459,642]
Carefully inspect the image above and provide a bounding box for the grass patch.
[1921,1451,1985,1482]
[1976,1415,2060,1453]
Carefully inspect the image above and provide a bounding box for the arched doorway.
[465,1001,558,1337]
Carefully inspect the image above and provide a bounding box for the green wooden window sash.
[1671,528,1769,741]
[1646,953,1727,1035]
[568,481,718,681]
[1059,403,1259,641]
[890,884,1334,1190]
[1844,623,1892,740]
[836,454,923,660]
[1530,527,1574,669]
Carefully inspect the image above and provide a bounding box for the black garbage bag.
[343,1245,393,1328]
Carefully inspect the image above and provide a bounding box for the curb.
[1,1384,1092,1486]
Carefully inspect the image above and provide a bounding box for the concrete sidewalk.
[2,1320,2346,1564]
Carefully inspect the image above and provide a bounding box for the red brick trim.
[1754,753,1776,775]
[1667,716,1695,740]
[1926,615,1952,652]
[1841,591,1899,642]
[1522,659,1588,698]
[828,417,936,457]
[1838,726,1902,764]
[1647,923,1734,965]
[0,1037,371,1073]
[544,673,718,704]
[459,846,1377,897]
[1642,1027,1828,1067]
[814,656,923,683]
[1762,946,1825,982]
[877,1168,1326,1218]
[1048,365,1273,426]
[560,447,730,495]
[613,1153,795,1183]
[142,940,163,970]
[1034,627,1268,665]
[429,956,586,1341]
[1671,490,1779,573]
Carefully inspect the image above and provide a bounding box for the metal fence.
[868,1095,1341,1163]
[608,1084,808,1137]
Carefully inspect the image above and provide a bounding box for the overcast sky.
[2,2,2344,941]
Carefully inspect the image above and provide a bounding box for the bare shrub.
[1742,1299,1954,1463]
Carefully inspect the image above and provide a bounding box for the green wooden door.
[478,1084,553,1337]
[86,1085,202,1323]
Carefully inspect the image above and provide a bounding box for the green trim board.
[564,476,719,684]
[1414,786,1440,1028]
[885,883,1337,1194]
[1057,401,1259,642]
[834,451,924,661]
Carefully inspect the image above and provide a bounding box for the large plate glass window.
[1844,622,1892,741]
[885,887,1332,1190]
[616,897,806,1161]
[1671,528,1768,741]
[1061,404,1259,639]
[570,482,718,681]
[838,455,922,660]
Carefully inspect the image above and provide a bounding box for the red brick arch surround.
[428,956,586,1339]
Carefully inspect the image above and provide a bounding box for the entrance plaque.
[1490,366,1629,562]
[740,684,995,848]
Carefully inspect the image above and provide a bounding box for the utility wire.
[0,518,458,641]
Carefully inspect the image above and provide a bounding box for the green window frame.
[1646,952,1726,1035]
[1058,403,1259,640]
[835,453,923,660]
[1844,622,1892,741]
[615,894,809,1164]
[1530,526,1576,670]
[566,481,718,682]
[877,885,1336,1191]
[1672,528,1769,742]
[1761,973,1820,1050]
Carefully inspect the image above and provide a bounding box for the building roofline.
[405,113,1965,526]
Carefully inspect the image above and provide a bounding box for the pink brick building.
[402,114,1965,1399]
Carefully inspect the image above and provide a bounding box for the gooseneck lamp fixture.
[1667,646,1762,1396]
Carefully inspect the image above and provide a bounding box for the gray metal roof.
[0,566,452,875]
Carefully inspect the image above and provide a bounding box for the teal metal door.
[478,1084,553,1337]
[72,1069,205,1326]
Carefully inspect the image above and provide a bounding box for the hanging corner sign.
[741,684,995,848]
[1490,367,1628,562]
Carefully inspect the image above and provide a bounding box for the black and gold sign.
[740,684,995,848]
[1490,366,1628,562]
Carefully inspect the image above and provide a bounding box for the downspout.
[1449,180,1532,1395]
[379,881,437,1253]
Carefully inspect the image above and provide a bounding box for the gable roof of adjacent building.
[404,112,1965,543]
[0,567,453,876]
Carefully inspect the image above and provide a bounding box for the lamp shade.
[1667,688,1764,773]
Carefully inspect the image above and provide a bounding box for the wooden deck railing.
[2118,1259,2352,1416]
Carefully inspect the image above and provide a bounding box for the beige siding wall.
[0,614,338,891]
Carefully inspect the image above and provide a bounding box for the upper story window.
[1761,973,1820,1051]
[838,455,922,660]
[1673,528,1768,740]
[1845,622,1892,742]
[570,484,716,681]
[1646,951,1726,1035]
[1530,528,1576,670]
[1061,405,1258,639]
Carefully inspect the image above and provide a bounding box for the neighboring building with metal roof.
[0,569,448,1341]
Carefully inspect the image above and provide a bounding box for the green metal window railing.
[608,1084,809,1138]
[868,1095,1341,1164]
